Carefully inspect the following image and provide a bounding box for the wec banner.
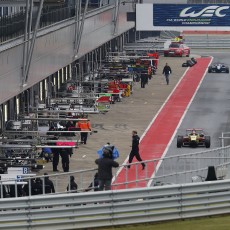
[136,3,230,31]
[153,4,230,27]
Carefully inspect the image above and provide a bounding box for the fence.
[2,145,230,198]
[1,179,230,229]
[0,1,107,44]
[151,145,230,185]
[0,5,73,44]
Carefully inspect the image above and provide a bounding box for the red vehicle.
[164,42,190,57]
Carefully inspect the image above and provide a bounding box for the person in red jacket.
[76,118,91,144]
[147,50,159,69]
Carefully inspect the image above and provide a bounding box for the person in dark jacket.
[162,63,172,85]
[50,137,59,172]
[127,130,146,170]
[60,147,72,172]
[9,185,24,198]
[0,185,7,198]
[31,178,43,195]
[140,71,148,88]
[95,149,119,191]
[84,172,99,192]
[52,147,60,172]
[44,173,55,193]
[66,175,78,193]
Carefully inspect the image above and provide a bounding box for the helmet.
[102,147,112,158]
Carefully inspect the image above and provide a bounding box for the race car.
[164,42,190,57]
[208,63,229,73]
[177,128,211,148]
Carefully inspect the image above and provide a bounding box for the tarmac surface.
[38,54,194,190]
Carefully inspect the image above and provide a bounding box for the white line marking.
[147,56,214,187]
[113,57,213,185]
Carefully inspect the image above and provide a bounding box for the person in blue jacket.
[95,148,119,191]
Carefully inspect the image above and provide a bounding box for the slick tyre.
[177,136,183,148]
[205,136,211,148]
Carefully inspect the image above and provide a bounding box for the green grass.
[96,215,230,230]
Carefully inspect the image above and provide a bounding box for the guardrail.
[2,145,230,198]
[1,179,230,229]
[0,2,110,44]
[184,37,230,49]
[151,145,230,185]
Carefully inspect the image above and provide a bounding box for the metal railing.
[1,179,230,229]
[2,145,230,198]
[152,146,230,185]
[0,5,73,44]
[0,1,111,44]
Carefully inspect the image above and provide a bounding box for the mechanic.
[76,116,91,144]
[162,63,172,85]
[127,130,146,170]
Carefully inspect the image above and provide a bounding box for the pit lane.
[154,51,230,184]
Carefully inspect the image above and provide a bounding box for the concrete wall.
[0,5,135,104]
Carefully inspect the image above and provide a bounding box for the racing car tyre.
[177,135,183,148]
[186,51,190,57]
[205,136,211,148]
[208,67,212,73]
[226,67,229,73]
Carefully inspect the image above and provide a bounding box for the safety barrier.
[2,145,230,198]
[1,179,230,229]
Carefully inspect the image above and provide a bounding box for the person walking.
[127,130,146,170]
[95,148,119,191]
[162,63,172,85]
[140,71,148,88]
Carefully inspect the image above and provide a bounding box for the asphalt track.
[38,50,230,191]
[113,57,212,189]
[158,52,230,184]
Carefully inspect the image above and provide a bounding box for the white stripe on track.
[147,56,213,187]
